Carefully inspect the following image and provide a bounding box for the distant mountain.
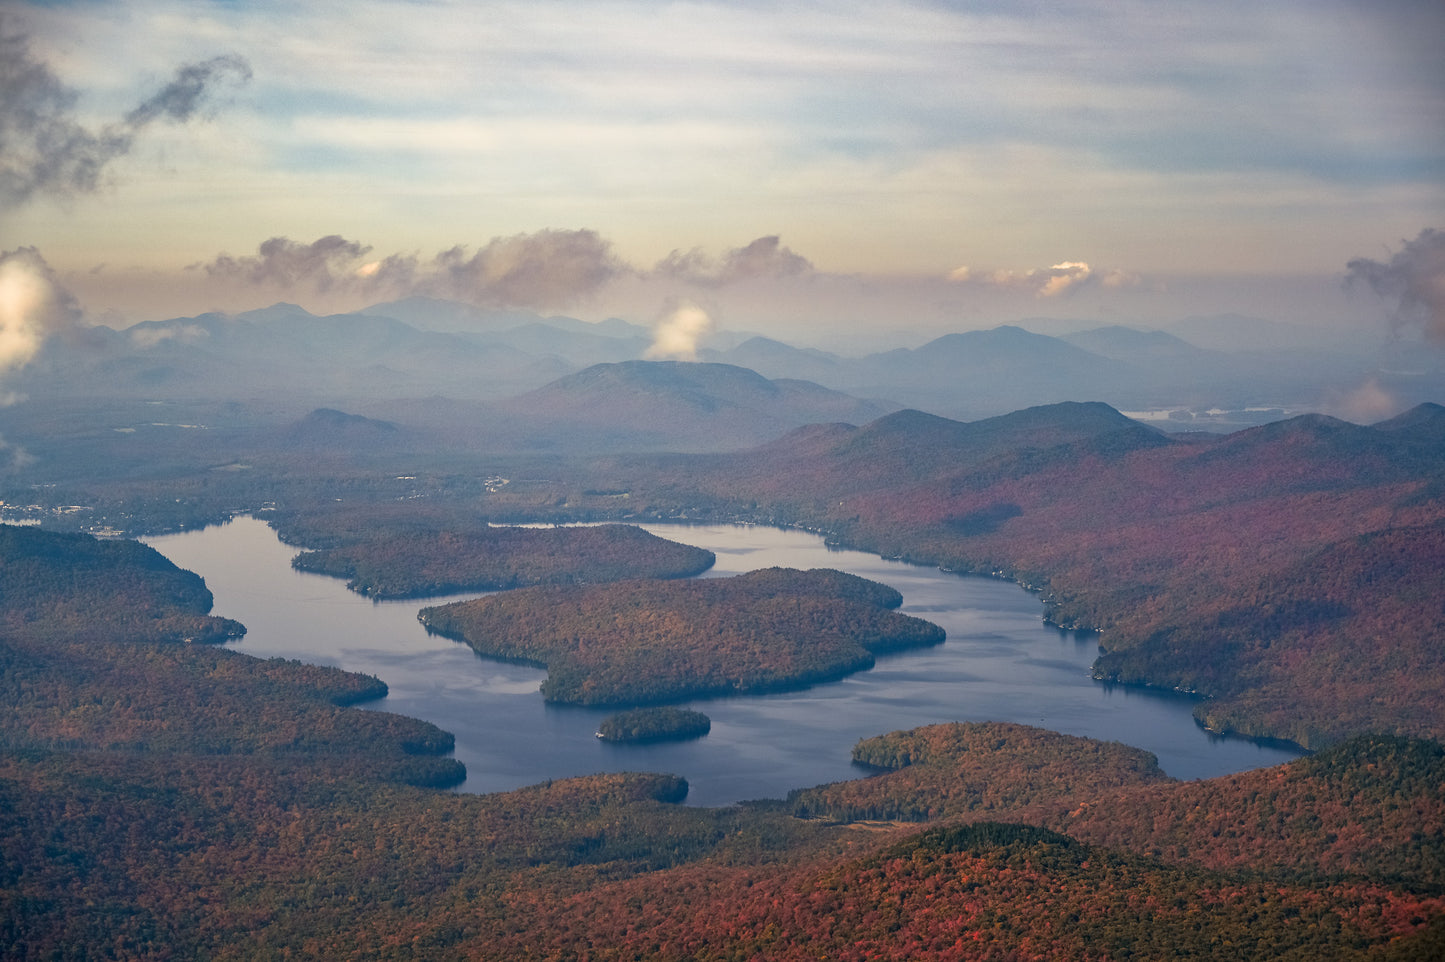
[361,296,651,346]
[1373,400,1445,433]
[818,322,1426,426]
[278,408,403,451]
[1061,326,1204,362]
[528,315,650,340]
[827,326,1137,419]
[494,361,899,453]
[483,321,650,367]
[358,296,542,333]
[1163,313,1316,352]
[14,295,1440,446]
[13,302,575,405]
[824,401,1168,483]
[704,337,844,384]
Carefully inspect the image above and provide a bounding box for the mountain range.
[11,298,1443,440]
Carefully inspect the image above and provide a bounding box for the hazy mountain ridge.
[490,360,900,453]
[235,361,901,457]
[12,296,1441,433]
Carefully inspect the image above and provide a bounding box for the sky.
[2,0,1443,348]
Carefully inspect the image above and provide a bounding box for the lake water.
[144,516,1301,806]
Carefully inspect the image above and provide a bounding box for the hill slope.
[557,401,1445,748]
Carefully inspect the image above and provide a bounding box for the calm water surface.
[144,517,1300,806]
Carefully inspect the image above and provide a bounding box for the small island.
[419,566,946,706]
[290,522,716,598]
[596,707,712,744]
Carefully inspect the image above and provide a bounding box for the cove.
[144,516,1301,806]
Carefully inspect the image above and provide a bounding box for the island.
[290,522,716,598]
[418,566,946,705]
[596,707,712,743]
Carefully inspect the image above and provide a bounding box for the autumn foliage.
[419,567,945,704]
[560,402,1445,748]
[290,521,715,598]
[6,393,1445,959]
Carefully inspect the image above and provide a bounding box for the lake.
[144,516,1301,806]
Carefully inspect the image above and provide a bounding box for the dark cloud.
[202,235,377,291]
[124,55,252,127]
[425,229,622,309]
[195,229,619,312]
[654,235,814,286]
[0,17,249,209]
[1346,228,1445,340]
[0,23,129,207]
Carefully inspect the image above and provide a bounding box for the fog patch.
[1324,377,1402,424]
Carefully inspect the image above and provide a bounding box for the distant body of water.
[144,517,1301,806]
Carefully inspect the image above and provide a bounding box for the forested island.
[289,520,715,598]
[596,707,712,743]
[418,566,946,705]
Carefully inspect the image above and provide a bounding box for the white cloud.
[1039,262,1092,298]
[645,301,714,361]
[0,247,78,373]
[945,258,1138,299]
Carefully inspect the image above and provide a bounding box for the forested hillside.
[553,402,1445,748]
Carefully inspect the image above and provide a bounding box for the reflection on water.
[144,517,1301,806]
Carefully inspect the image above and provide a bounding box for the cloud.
[1346,228,1445,341]
[1099,268,1143,289]
[644,301,714,361]
[654,236,813,287]
[428,229,621,310]
[129,323,207,349]
[0,247,79,376]
[0,17,249,209]
[946,259,1141,298]
[0,434,34,471]
[201,235,378,291]
[1325,377,1401,424]
[124,55,252,127]
[0,246,78,466]
[195,229,620,312]
[1038,261,1092,297]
